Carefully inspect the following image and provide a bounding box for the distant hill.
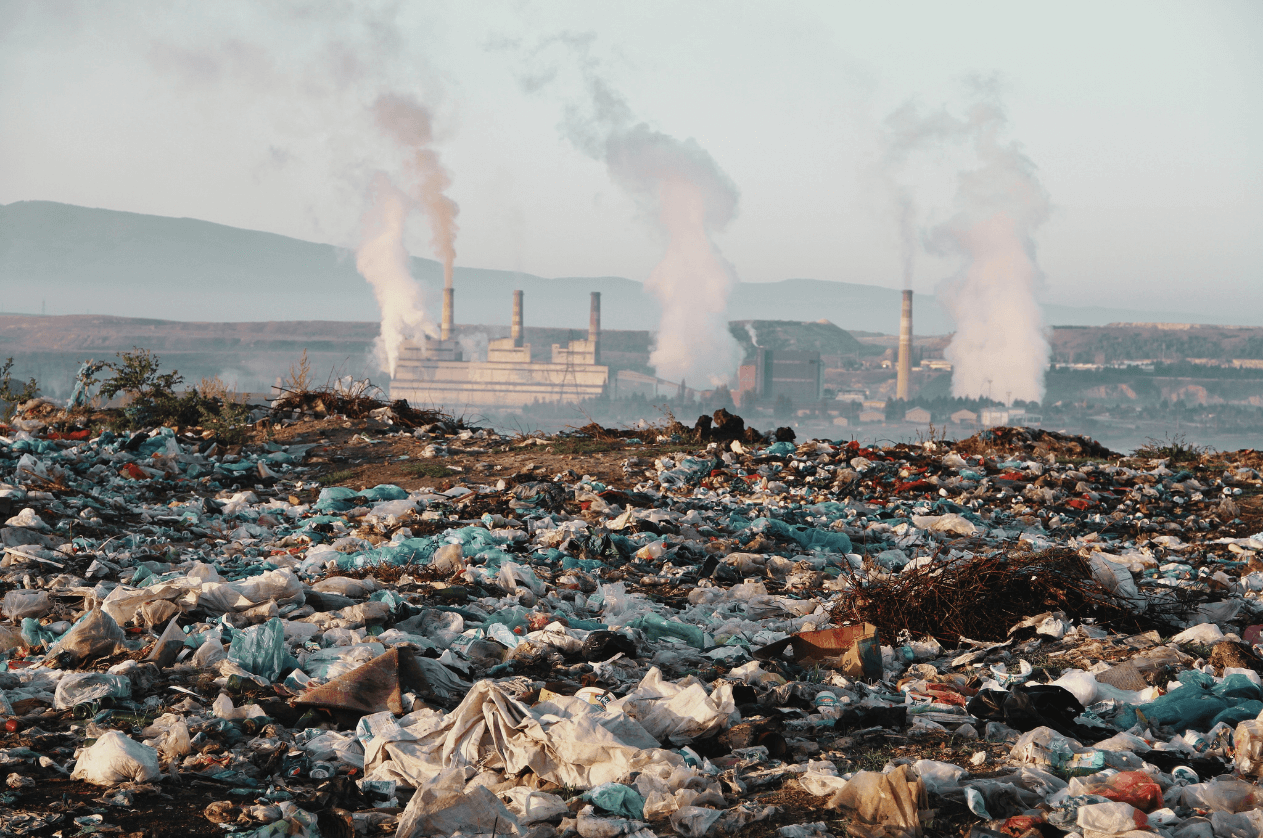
[2,200,1253,333]
[729,319,868,360]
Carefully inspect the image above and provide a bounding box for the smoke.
[881,102,965,293]
[356,173,434,376]
[603,125,743,385]
[884,88,1051,404]
[120,5,459,374]
[896,192,915,290]
[371,94,460,292]
[515,35,743,387]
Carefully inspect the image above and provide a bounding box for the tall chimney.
[589,291,601,364]
[511,289,524,348]
[896,289,913,401]
[441,287,454,341]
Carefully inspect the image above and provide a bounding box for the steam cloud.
[604,126,743,386]
[132,6,460,378]
[371,94,460,294]
[885,90,1051,404]
[356,173,433,376]
[353,94,461,376]
[522,36,743,387]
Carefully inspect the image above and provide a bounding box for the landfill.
[0,397,1262,838]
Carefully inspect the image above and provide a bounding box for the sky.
[1,0,1260,316]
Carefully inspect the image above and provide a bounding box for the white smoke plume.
[517,35,743,387]
[371,94,460,294]
[884,89,1051,404]
[604,125,743,385]
[125,5,457,377]
[356,173,434,376]
[349,94,460,376]
[896,192,916,290]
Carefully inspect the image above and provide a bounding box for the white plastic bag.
[501,786,569,824]
[1076,801,1147,836]
[2,590,50,621]
[54,672,131,710]
[141,713,192,763]
[70,730,160,785]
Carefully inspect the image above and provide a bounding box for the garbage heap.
[0,406,1262,838]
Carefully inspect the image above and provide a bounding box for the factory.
[390,289,609,409]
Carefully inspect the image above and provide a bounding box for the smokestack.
[896,289,913,400]
[441,286,454,341]
[511,289,524,348]
[589,292,601,364]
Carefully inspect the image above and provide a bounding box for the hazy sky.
[1,1,1260,316]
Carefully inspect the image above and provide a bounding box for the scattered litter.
[0,404,1259,835]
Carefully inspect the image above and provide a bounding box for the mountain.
[2,200,1251,333]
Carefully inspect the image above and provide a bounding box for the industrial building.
[390,290,609,409]
[735,348,822,405]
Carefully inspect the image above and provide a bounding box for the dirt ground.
[260,416,692,497]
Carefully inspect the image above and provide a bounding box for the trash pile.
[0,404,1261,838]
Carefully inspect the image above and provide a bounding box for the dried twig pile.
[834,548,1160,643]
[954,426,1118,461]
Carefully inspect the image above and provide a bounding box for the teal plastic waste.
[446,526,508,557]
[21,617,59,649]
[629,613,707,649]
[370,590,407,613]
[805,501,849,520]
[366,537,440,566]
[357,484,408,503]
[313,487,359,513]
[228,618,287,681]
[751,517,853,554]
[1211,700,1263,728]
[583,782,646,819]
[1129,671,1262,731]
[765,441,796,457]
[485,606,529,632]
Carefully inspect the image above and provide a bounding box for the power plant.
[389,290,609,408]
[390,281,920,412]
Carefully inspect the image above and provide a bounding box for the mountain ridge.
[2,200,1251,333]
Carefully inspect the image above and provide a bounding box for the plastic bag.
[394,768,520,838]
[613,667,739,745]
[1075,800,1148,835]
[1068,770,1163,812]
[148,617,186,668]
[829,764,926,838]
[141,712,192,762]
[54,672,131,710]
[913,759,967,794]
[228,617,287,681]
[628,613,707,650]
[20,617,58,649]
[1236,719,1263,778]
[501,787,569,824]
[584,782,647,820]
[70,730,161,785]
[2,590,50,621]
[49,608,126,664]
[192,629,227,668]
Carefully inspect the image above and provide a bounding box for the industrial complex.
[389,283,920,412]
[389,289,609,409]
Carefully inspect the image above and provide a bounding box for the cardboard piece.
[754,624,882,680]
